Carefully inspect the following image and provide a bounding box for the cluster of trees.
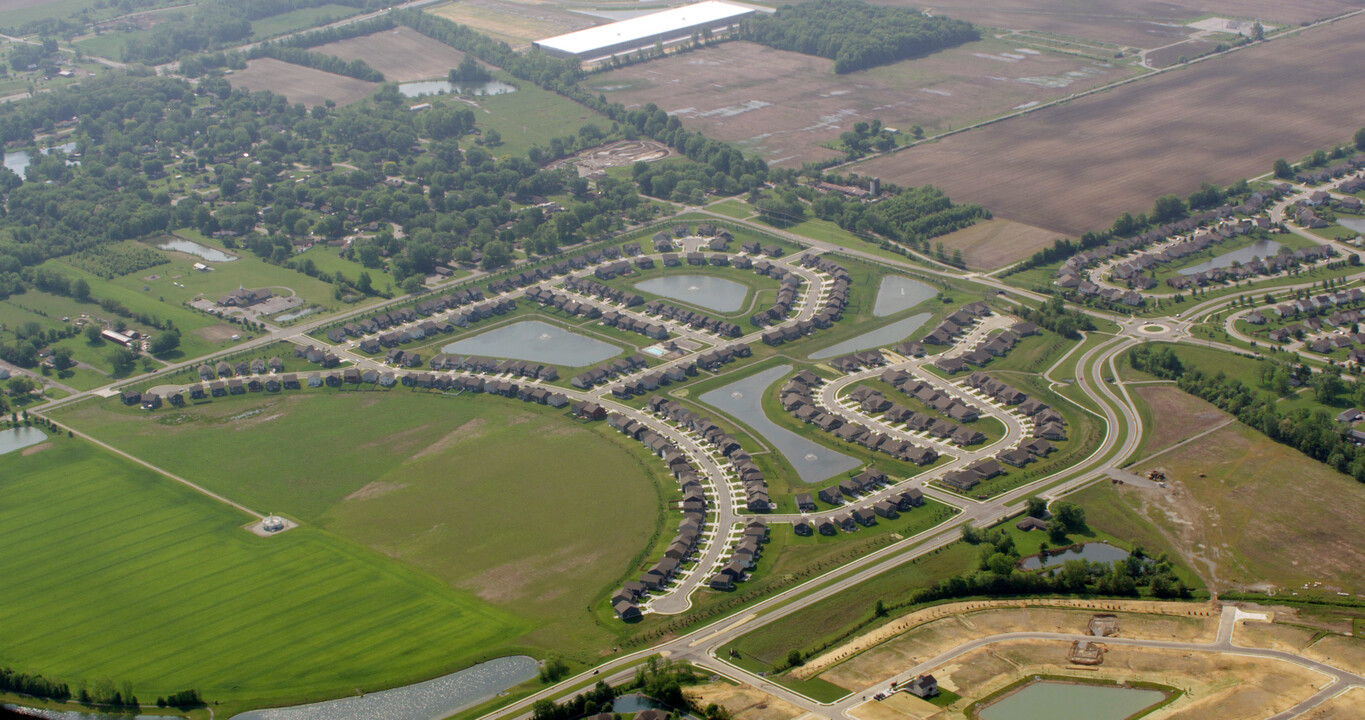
[449,55,492,84]
[155,688,205,709]
[530,680,618,720]
[924,513,1192,602]
[119,0,387,64]
[1015,296,1095,339]
[811,182,986,248]
[246,44,384,82]
[0,665,70,702]
[741,0,978,73]
[836,119,895,158]
[65,243,169,279]
[8,38,60,72]
[1128,346,1365,482]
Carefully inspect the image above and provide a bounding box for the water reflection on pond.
[235,656,539,720]
[872,276,936,317]
[978,681,1165,720]
[809,313,929,361]
[0,426,48,455]
[1021,542,1130,570]
[699,364,859,484]
[634,275,749,313]
[443,320,619,366]
[1177,239,1283,276]
[399,80,518,97]
[158,238,238,263]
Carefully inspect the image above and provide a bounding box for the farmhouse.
[533,1,759,61]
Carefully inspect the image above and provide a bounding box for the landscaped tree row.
[739,0,979,73]
[811,182,988,246]
[245,44,385,82]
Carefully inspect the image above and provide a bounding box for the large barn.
[533,1,760,62]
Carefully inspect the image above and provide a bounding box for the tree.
[71,277,90,301]
[1052,501,1086,532]
[149,329,181,356]
[84,324,104,344]
[1026,496,1048,518]
[1152,194,1187,223]
[1047,520,1069,544]
[51,346,74,370]
[107,347,136,376]
[6,375,38,396]
[786,649,803,667]
[1356,126,1365,152]
[1273,158,1294,179]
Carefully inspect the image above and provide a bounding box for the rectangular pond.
[809,313,930,360]
[158,238,238,263]
[442,320,620,366]
[873,276,936,317]
[700,364,859,484]
[634,275,750,313]
[1177,239,1283,276]
[0,427,48,455]
[1021,542,1130,570]
[978,681,1165,720]
[235,656,538,720]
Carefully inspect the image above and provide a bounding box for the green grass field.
[249,3,362,40]
[469,73,606,159]
[49,389,669,656]
[0,439,525,709]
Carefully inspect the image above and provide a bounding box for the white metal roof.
[537,1,757,56]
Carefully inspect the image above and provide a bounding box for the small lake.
[1177,239,1283,276]
[978,681,1165,720]
[2,705,161,720]
[873,276,936,317]
[700,364,859,484]
[809,313,930,361]
[3,141,78,178]
[1021,542,1130,570]
[399,80,518,98]
[235,656,539,720]
[1338,218,1365,234]
[0,427,48,455]
[634,275,749,313]
[158,238,238,263]
[443,320,619,366]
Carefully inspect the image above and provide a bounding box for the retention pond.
[1021,542,1130,570]
[1178,239,1283,276]
[0,427,47,456]
[634,275,749,313]
[442,320,619,366]
[235,656,539,720]
[809,313,930,360]
[872,276,936,317]
[978,680,1165,720]
[700,364,859,484]
[158,238,238,263]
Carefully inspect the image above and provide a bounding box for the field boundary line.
[63,426,267,522]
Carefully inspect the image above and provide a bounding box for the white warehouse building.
[533,1,761,61]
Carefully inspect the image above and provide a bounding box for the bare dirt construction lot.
[923,639,1324,719]
[811,600,1218,690]
[872,0,1363,49]
[228,58,378,107]
[1302,686,1365,720]
[1238,621,1365,677]
[426,0,598,47]
[550,139,670,177]
[1125,419,1365,596]
[312,26,468,82]
[590,38,1134,167]
[853,15,1365,236]
[932,218,1061,269]
[1133,384,1231,457]
[687,681,807,720]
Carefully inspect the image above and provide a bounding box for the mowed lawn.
[51,390,666,647]
[0,440,526,705]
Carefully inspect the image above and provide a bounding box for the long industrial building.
[533,1,760,61]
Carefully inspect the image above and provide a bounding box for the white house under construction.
[533,1,761,62]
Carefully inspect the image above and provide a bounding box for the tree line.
[740,0,979,73]
[1128,346,1365,482]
